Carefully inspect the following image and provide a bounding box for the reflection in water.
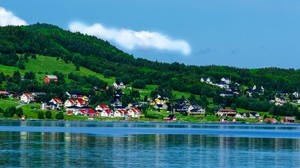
[0,121,299,167]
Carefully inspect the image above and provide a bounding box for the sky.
[1,0,300,68]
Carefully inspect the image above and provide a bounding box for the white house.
[20,93,35,104]
[114,109,127,117]
[100,109,113,117]
[221,77,231,84]
[64,99,77,108]
[127,108,141,118]
[49,98,63,109]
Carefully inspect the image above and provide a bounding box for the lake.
[0,121,300,167]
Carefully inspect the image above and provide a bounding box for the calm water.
[0,121,300,167]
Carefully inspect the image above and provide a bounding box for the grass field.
[0,99,19,110]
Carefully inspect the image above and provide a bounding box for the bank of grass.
[0,99,19,110]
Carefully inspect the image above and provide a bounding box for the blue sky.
[1,0,300,68]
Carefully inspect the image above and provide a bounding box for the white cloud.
[0,7,28,26]
[69,22,191,56]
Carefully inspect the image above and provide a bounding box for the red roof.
[130,108,140,113]
[68,99,76,104]
[52,98,62,103]
[77,99,86,105]
[79,108,97,114]
[99,104,109,109]
[105,109,112,113]
[0,91,9,95]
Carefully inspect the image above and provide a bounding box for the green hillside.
[0,23,300,121]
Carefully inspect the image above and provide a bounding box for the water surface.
[0,121,299,167]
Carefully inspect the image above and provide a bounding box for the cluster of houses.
[19,88,142,119]
[216,108,295,123]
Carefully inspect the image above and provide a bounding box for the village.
[0,74,298,123]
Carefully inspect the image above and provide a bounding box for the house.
[264,118,278,124]
[66,106,79,115]
[174,104,188,113]
[95,104,110,111]
[188,105,205,115]
[76,99,88,107]
[217,81,229,89]
[216,108,237,117]
[95,103,113,117]
[100,108,113,117]
[44,75,58,83]
[150,96,168,110]
[221,77,231,84]
[111,99,123,109]
[282,116,296,123]
[248,112,260,119]
[20,93,35,104]
[274,97,286,106]
[64,99,77,108]
[127,108,141,118]
[113,81,126,89]
[0,91,10,98]
[49,98,63,109]
[78,108,98,117]
[114,109,127,117]
[235,113,244,119]
[247,85,265,97]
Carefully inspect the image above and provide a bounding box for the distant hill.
[1,23,300,96]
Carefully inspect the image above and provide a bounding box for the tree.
[24,71,35,80]
[38,111,45,119]
[188,94,197,104]
[16,108,23,118]
[45,111,52,119]
[17,61,25,70]
[75,64,80,71]
[132,79,146,89]
[103,69,113,78]
[13,71,21,84]
[55,112,64,120]
[4,107,16,117]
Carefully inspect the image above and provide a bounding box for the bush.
[45,111,52,119]
[38,111,45,119]
[55,112,64,120]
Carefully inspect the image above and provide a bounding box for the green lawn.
[0,99,19,110]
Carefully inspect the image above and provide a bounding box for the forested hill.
[1,23,300,95]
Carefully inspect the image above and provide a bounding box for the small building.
[20,93,35,104]
[64,99,77,108]
[282,116,296,123]
[44,75,58,83]
[188,105,205,115]
[264,118,278,124]
[114,109,127,117]
[127,108,141,118]
[49,98,63,110]
[216,108,237,117]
